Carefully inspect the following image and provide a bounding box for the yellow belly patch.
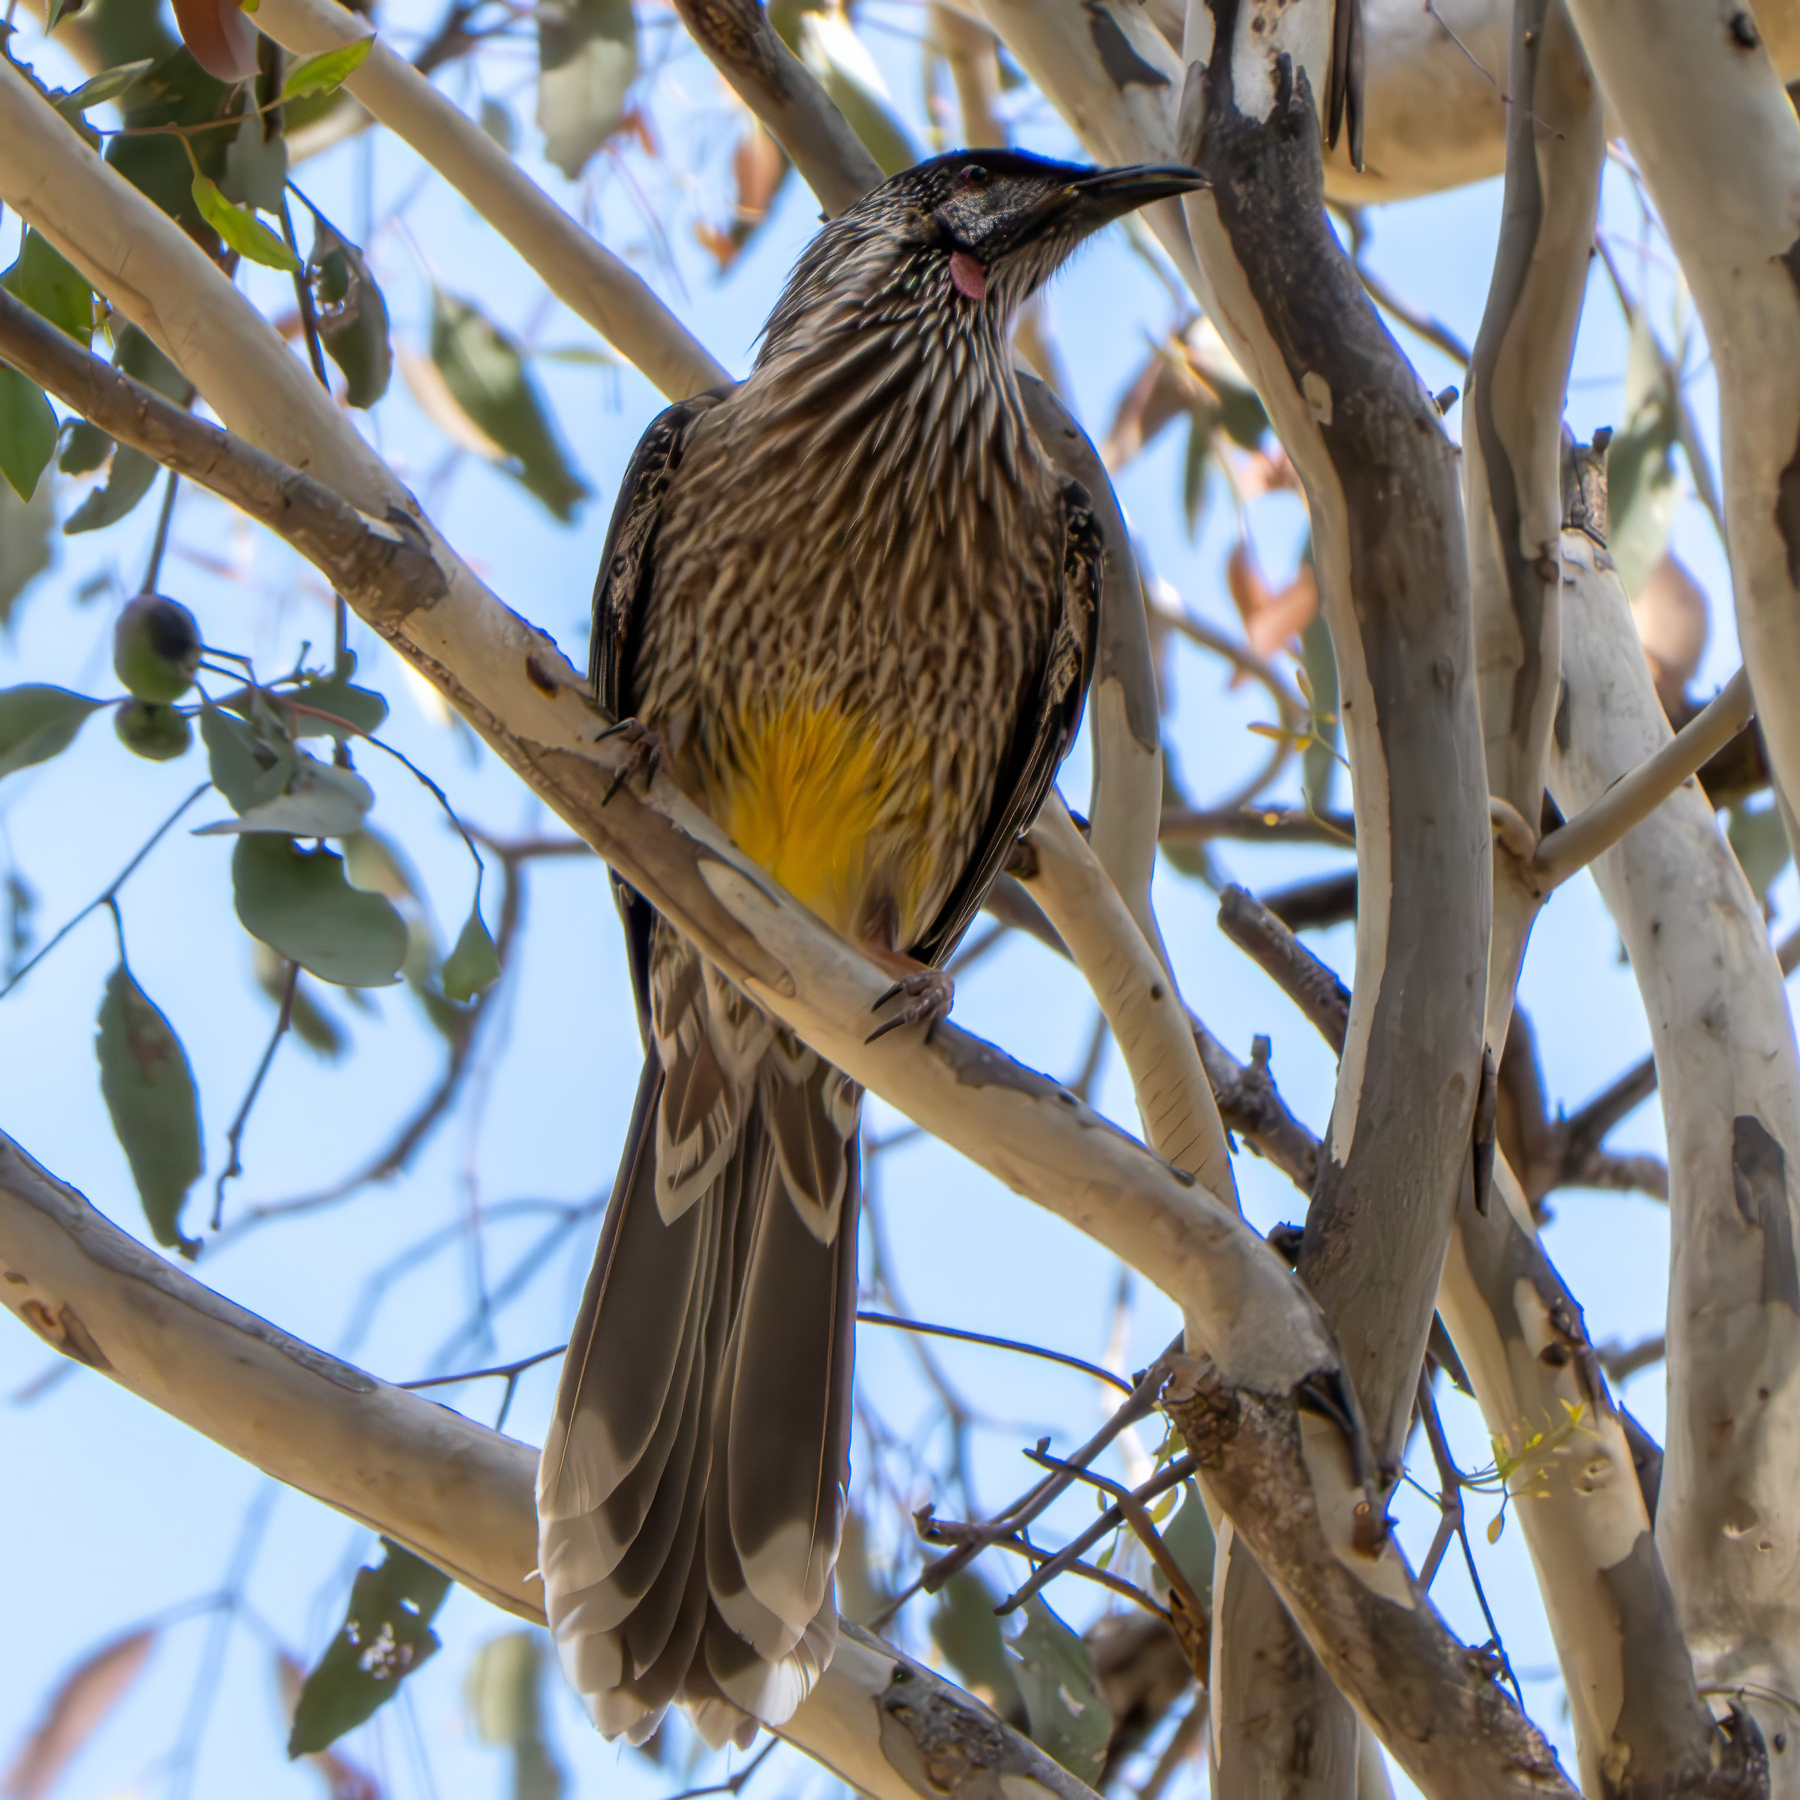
[716,696,928,939]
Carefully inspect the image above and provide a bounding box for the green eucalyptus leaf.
[1157,1484,1216,1603]
[191,174,301,272]
[1606,311,1682,596]
[441,900,500,1002]
[0,473,53,629]
[0,366,57,502]
[1,228,94,345]
[287,664,390,737]
[479,96,516,152]
[305,220,391,409]
[232,835,407,987]
[289,1541,453,1755]
[929,1572,1023,1717]
[104,44,236,246]
[1299,601,1340,815]
[467,1631,547,1747]
[791,8,915,176]
[280,34,373,100]
[1729,799,1791,914]
[1007,1597,1111,1784]
[65,444,160,534]
[220,112,288,213]
[60,418,113,478]
[95,964,202,1252]
[200,703,290,812]
[59,58,155,113]
[430,293,588,521]
[195,754,373,837]
[536,0,636,178]
[0,684,103,779]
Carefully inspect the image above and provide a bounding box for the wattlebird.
[538,148,1204,1750]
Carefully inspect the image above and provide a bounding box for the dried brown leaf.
[1631,551,1708,710]
[1226,543,1319,665]
[2,1629,154,1800]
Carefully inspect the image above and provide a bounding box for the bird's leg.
[865,945,955,1044]
[596,716,666,805]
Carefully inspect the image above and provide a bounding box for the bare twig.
[855,1311,1134,1393]
[1217,887,1350,1053]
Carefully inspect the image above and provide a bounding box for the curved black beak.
[1068,162,1207,228]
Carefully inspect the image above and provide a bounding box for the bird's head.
[887,149,1204,311]
[760,150,1205,359]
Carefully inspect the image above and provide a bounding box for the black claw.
[871,981,905,1012]
[865,1012,911,1045]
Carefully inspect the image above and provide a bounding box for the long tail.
[538,950,860,1749]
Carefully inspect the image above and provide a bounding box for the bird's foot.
[597,716,665,805]
[867,967,955,1044]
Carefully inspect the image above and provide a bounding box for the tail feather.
[540,960,861,1748]
[539,1068,703,1524]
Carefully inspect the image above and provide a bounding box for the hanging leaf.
[430,294,588,521]
[399,347,507,459]
[0,1629,156,1800]
[57,59,156,116]
[276,659,391,738]
[201,703,292,813]
[0,367,57,503]
[195,754,374,837]
[467,1630,543,1745]
[232,835,408,988]
[65,327,194,535]
[929,1572,1023,1717]
[1,229,94,346]
[0,685,103,780]
[786,4,916,177]
[1157,1484,1216,1602]
[479,97,517,152]
[254,941,348,1059]
[221,112,289,213]
[95,965,203,1252]
[1728,799,1791,915]
[1299,598,1339,815]
[104,44,237,250]
[306,219,392,409]
[1007,1597,1111,1784]
[536,0,637,180]
[191,174,301,271]
[289,1541,453,1755]
[274,1657,383,1800]
[43,0,97,31]
[468,1632,565,1800]
[281,35,375,101]
[0,473,53,630]
[171,0,259,82]
[1606,311,1682,597]
[441,900,500,1002]
[836,1507,893,1628]
[1631,551,1709,717]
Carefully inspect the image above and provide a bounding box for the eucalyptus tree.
[0,1,1796,1798]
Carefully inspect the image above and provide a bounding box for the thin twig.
[212,960,300,1228]
[0,783,212,1000]
[142,467,180,593]
[855,1310,1134,1393]
[1217,886,1351,1053]
[661,1738,779,1800]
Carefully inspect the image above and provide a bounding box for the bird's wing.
[588,391,724,1043]
[590,391,723,718]
[911,477,1104,969]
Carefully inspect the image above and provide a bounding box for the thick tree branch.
[1550,524,1800,1781]
[247,0,729,398]
[1564,0,1800,863]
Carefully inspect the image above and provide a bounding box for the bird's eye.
[958,164,989,188]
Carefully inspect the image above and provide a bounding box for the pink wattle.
[949,251,988,302]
